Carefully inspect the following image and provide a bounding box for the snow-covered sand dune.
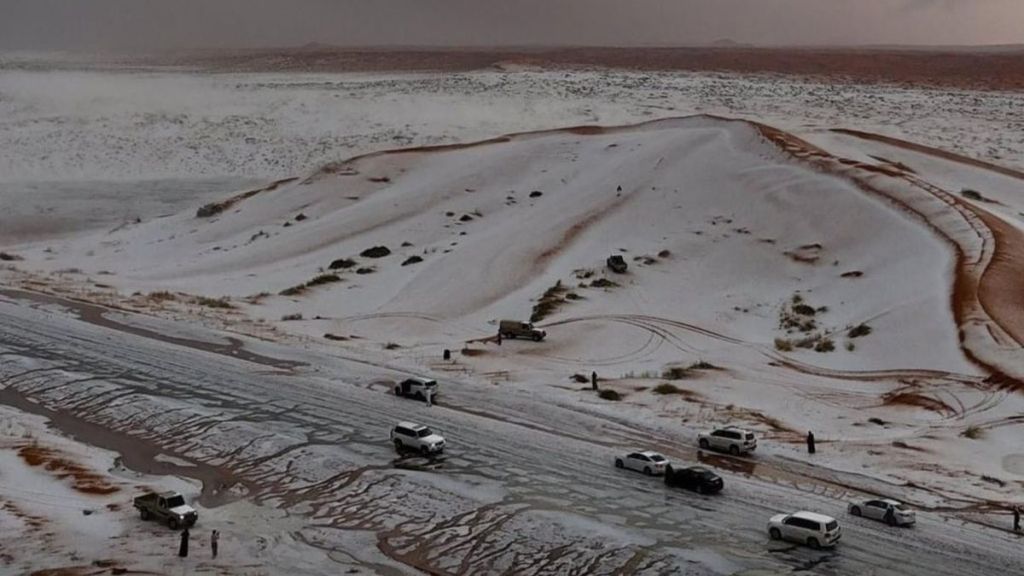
[6,114,1024,506]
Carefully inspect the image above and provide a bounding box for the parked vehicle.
[498,320,546,341]
[133,491,198,529]
[848,498,916,526]
[606,255,628,273]
[394,377,438,402]
[698,427,757,455]
[614,450,669,476]
[664,465,723,494]
[391,421,446,455]
[767,511,841,549]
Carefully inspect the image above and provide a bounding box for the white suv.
[698,427,757,455]
[391,422,446,455]
[768,511,841,549]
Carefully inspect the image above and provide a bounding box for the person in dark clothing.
[496,332,502,346]
[1014,507,1021,533]
[179,528,190,558]
[591,371,598,391]
[211,529,220,558]
[883,506,895,526]
[807,431,816,454]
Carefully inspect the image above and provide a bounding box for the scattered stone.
[529,190,543,198]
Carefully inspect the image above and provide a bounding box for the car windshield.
[745,433,755,440]
[165,495,185,508]
[424,381,437,387]
[417,428,434,438]
[826,521,839,531]
[649,455,666,462]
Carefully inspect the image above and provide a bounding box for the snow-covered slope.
[8,115,1024,503]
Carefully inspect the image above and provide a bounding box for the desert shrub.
[281,313,303,321]
[280,284,306,296]
[324,333,348,341]
[963,425,985,439]
[571,374,589,383]
[307,274,341,287]
[147,291,177,302]
[328,258,357,270]
[961,189,983,201]
[194,296,233,309]
[848,323,872,338]
[360,246,391,258]
[653,383,682,395]
[774,338,794,352]
[814,338,835,353]
[598,389,622,401]
[688,360,719,370]
[356,267,375,275]
[590,278,618,288]
[531,280,569,322]
[565,292,583,300]
[846,342,856,351]
[384,342,401,350]
[401,255,423,266]
[0,251,23,261]
[662,367,691,380]
[657,249,672,258]
[792,303,817,316]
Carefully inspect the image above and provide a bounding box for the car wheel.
[416,392,424,400]
[420,446,430,456]
[168,518,179,530]
[140,509,150,521]
[394,439,403,451]
[729,445,740,456]
[696,484,705,495]
[533,334,541,342]
[394,387,403,396]
[850,506,861,517]
[807,537,821,550]
[615,459,624,469]
[699,439,710,449]
[769,528,781,540]
[507,333,515,340]
[643,467,652,476]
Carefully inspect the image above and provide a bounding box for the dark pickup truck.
[133,491,198,529]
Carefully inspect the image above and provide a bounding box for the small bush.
[774,338,794,352]
[846,342,855,351]
[0,252,23,261]
[384,342,401,350]
[565,292,583,300]
[848,323,872,338]
[194,296,233,309]
[401,255,423,266]
[306,273,341,287]
[598,389,622,401]
[688,360,719,370]
[280,284,306,296]
[814,338,835,353]
[961,189,983,201]
[653,383,682,395]
[590,278,619,288]
[657,249,672,258]
[356,267,375,275]
[281,313,303,321]
[793,304,817,316]
[662,367,691,380]
[360,246,391,258]
[147,291,177,302]
[329,258,357,270]
[324,333,348,341]
[963,425,985,439]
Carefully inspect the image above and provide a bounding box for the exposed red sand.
[755,122,1024,387]
[129,46,1024,91]
[17,444,120,496]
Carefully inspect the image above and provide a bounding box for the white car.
[698,426,757,455]
[394,377,438,402]
[848,498,916,526]
[767,511,841,549]
[390,422,446,455]
[614,451,669,476]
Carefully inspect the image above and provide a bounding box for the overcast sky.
[2,0,1022,51]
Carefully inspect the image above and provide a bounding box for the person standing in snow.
[179,528,190,558]
[1014,506,1021,533]
[806,431,816,454]
[591,371,598,391]
[211,529,220,558]
[496,332,502,346]
[425,387,433,407]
